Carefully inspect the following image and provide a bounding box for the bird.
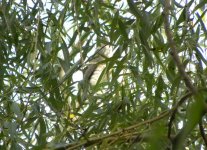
[81,44,112,100]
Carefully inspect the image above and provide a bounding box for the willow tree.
[1,0,207,149]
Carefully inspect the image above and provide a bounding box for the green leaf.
[173,92,206,149]
[4,122,18,140]
[196,12,207,39]
[127,0,142,18]
[38,117,47,146]
[69,30,78,48]
[118,19,128,40]
[193,0,207,12]
[151,14,164,34]
[176,8,187,26]
[11,102,22,119]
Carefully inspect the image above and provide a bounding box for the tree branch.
[199,119,207,146]
[54,110,171,150]
[163,0,196,94]
[162,1,207,149]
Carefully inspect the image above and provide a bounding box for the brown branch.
[54,110,171,150]
[199,119,207,146]
[163,0,196,94]
[164,0,205,149]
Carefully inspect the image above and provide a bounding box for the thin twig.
[199,120,207,146]
[167,92,193,140]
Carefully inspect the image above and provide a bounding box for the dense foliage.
[0,0,207,149]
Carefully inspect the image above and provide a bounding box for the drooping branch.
[163,0,196,94]
[164,0,206,150]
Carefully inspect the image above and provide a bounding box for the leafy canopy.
[0,0,207,149]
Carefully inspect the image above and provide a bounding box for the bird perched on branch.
[81,44,112,100]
